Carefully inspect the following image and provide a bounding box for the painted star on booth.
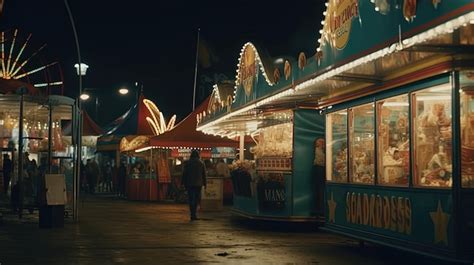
[429,200,450,245]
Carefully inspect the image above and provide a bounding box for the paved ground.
[0,195,458,264]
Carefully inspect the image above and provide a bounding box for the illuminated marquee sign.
[345,192,412,235]
[324,0,359,50]
[239,45,257,96]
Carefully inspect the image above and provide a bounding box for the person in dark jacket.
[181,150,207,221]
[3,154,12,194]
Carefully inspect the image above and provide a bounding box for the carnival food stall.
[143,95,239,204]
[196,0,474,261]
[197,43,325,221]
[120,135,159,201]
[98,93,176,201]
[313,0,474,262]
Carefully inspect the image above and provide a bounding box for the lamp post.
[80,88,100,123]
[73,63,87,223]
[64,0,83,223]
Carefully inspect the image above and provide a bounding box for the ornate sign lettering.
[345,191,412,235]
[324,0,359,50]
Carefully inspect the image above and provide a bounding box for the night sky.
[1,1,324,126]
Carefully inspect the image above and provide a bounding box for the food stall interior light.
[428,84,451,92]
[176,159,182,166]
[417,95,452,101]
[135,146,152,153]
[382,102,409,107]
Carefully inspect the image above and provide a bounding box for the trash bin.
[39,174,66,228]
[200,177,223,211]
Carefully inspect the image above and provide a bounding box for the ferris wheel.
[0,29,64,95]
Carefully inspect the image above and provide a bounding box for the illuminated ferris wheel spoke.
[6,29,18,75]
[9,44,47,77]
[9,33,32,77]
[13,61,58,80]
[34,81,63,87]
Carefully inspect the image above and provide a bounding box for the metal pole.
[192,28,200,111]
[48,104,53,174]
[239,132,245,161]
[17,93,24,218]
[64,0,83,223]
[150,148,153,200]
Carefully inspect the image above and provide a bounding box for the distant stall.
[97,92,176,200]
[141,95,239,202]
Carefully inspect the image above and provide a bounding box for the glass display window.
[376,95,409,186]
[412,84,452,188]
[460,72,474,188]
[251,120,293,159]
[326,110,348,182]
[349,104,375,184]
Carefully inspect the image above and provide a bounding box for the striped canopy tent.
[149,96,238,150]
[63,110,103,147]
[97,92,154,152]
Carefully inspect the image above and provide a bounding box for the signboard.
[45,174,67,205]
[256,158,292,171]
[257,172,286,211]
[201,178,223,200]
[326,0,359,50]
[201,178,223,211]
[170,149,211,159]
[211,147,236,158]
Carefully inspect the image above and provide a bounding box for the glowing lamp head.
[80,93,90,101]
[118,88,129,95]
[74,63,89,76]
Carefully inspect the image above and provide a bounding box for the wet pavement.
[0,195,457,264]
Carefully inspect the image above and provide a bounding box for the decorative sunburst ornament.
[143,99,176,136]
[0,29,63,94]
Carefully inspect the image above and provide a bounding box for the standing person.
[80,161,86,192]
[85,159,99,194]
[215,159,230,178]
[181,150,207,221]
[103,162,112,192]
[2,154,12,194]
[117,161,127,197]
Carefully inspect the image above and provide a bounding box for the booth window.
[376,95,409,186]
[326,110,348,182]
[460,72,474,188]
[349,104,375,184]
[412,84,452,188]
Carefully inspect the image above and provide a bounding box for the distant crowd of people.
[2,152,51,212]
[80,159,127,197]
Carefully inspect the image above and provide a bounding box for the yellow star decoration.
[327,192,337,223]
[429,200,450,245]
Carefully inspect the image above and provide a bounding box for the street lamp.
[119,81,141,103]
[80,88,100,123]
[118,87,129,95]
[79,93,90,101]
[74,63,89,76]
